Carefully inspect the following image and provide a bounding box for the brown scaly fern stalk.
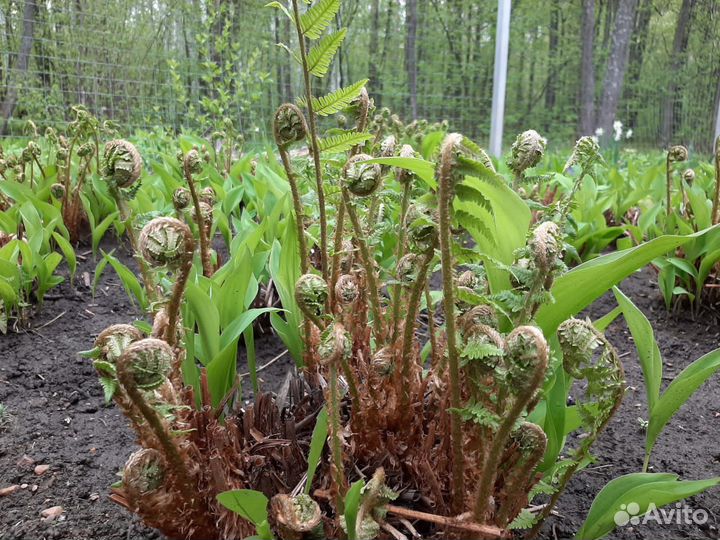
[317,322,352,511]
[103,140,158,305]
[182,149,214,278]
[473,326,549,522]
[115,339,194,501]
[274,104,314,364]
[273,104,311,274]
[330,89,371,310]
[341,154,385,340]
[399,250,432,411]
[666,145,688,218]
[391,144,418,342]
[436,133,465,513]
[291,0,329,282]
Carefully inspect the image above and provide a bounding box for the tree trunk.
[1,0,38,134]
[596,0,638,139]
[404,0,418,119]
[660,0,695,146]
[368,0,381,104]
[544,0,559,127]
[624,0,652,131]
[578,0,595,136]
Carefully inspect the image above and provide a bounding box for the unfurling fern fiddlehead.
[115,339,193,500]
[528,318,624,538]
[181,149,214,277]
[101,140,157,304]
[138,217,195,348]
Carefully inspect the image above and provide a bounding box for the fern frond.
[455,208,495,245]
[300,0,340,39]
[298,79,368,116]
[265,1,293,22]
[508,508,538,530]
[307,28,346,77]
[319,131,372,153]
[456,183,492,213]
[99,376,118,404]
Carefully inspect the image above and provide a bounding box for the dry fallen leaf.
[40,506,64,521]
[34,464,50,476]
[0,485,19,497]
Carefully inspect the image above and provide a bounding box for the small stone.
[30,485,38,492]
[0,485,19,496]
[20,484,28,489]
[34,464,50,476]
[89,493,99,501]
[40,506,64,521]
[17,455,35,469]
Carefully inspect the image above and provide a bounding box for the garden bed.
[1,247,719,540]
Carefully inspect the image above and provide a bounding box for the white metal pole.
[715,91,720,146]
[490,0,511,158]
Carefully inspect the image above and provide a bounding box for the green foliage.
[216,490,273,540]
[615,287,720,471]
[577,473,720,540]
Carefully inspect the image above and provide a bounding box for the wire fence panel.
[1,0,718,152]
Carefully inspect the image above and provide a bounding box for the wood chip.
[0,485,19,497]
[40,506,64,521]
[34,464,50,476]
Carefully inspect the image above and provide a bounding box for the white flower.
[595,128,604,137]
[613,120,623,141]
[591,135,599,144]
[626,129,633,140]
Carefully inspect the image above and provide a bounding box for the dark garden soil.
[1,243,719,540]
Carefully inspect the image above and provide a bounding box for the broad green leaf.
[92,211,120,255]
[306,28,346,77]
[216,489,269,526]
[536,227,720,335]
[186,282,220,360]
[613,287,662,411]
[219,308,279,350]
[344,479,365,540]
[594,305,622,332]
[462,175,531,293]
[576,473,720,540]
[305,408,329,494]
[52,231,77,280]
[0,278,17,304]
[102,251,147,310]
[647,348,720,463]
[360,156,436,189]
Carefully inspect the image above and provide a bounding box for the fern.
[455,183,492,213]
[307,28,346,77]
[99,376,118,404]
[455,208,495,245]
[319,131,371,153]
[300,0,340,39]
[265,1,293,22]
[508,508,538,530]
[462,340,504,361]
[298,79,368,116]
